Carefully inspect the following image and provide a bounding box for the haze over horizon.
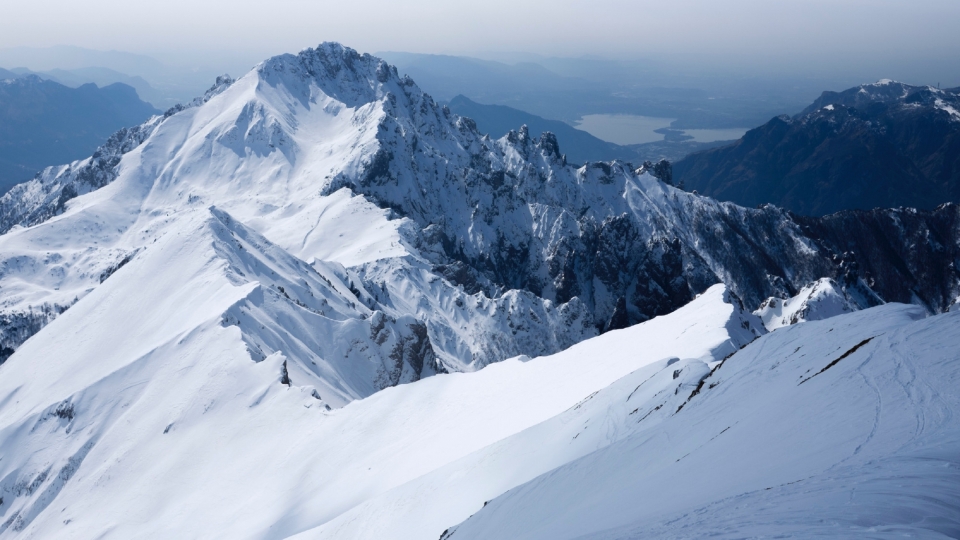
[1,0,959,86]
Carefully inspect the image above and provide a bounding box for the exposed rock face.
[0,303,70,365]
[793,204,960,311]
[674,80,960,216]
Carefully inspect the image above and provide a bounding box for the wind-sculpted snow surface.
[443,305,960,540]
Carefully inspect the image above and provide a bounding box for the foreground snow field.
[2,269,958,538]
[445,304,960,540]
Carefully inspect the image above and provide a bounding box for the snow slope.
[0,273,756,537]
[445,304,960,539]
[0,44,598,371]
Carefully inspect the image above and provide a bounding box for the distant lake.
[575,115,673,145]
[575,114,748,145]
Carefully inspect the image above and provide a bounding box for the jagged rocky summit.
[0,43,958,385]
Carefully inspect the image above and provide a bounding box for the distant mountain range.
[2,65,165,107]
[0,45,249,109]
[674,81,960,216]
[0,74,159,194]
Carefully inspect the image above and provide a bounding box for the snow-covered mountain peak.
[256,42,409,109]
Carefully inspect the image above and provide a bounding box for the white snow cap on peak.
[254,42,408,107]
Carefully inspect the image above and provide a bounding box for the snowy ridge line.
[0,279,762,537]
[203,205,444,405]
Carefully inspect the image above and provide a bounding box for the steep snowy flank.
[445,304,960,540]
[0,279,757,537]
[0,75,238,361]
[0,43,602,372]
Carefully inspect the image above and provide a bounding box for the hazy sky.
[2,0,959,80]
